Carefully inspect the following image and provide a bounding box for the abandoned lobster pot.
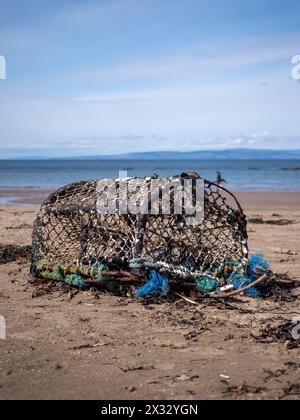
[31,172,251,296]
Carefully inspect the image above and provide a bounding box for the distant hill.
[3,149,300,160]
[77,149,300,160]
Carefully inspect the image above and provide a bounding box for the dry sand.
[0,190,299,400]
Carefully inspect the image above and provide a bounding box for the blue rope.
[232,274,261,298]
[135,270,169,298]
[231,253,270,298]
[248,253,269,278]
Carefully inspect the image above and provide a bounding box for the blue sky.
[0,0,300,157]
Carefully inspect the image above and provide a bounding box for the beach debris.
[263,368,286,382]
[220,374,231,380]
[175,292,198,305]
[248,217,294,226]
[32,283,58,298]
[5,223,32,230]
[159,373,199,383]
[251,321,300,349]
[256,272,298,301]
[135,271,169,298]
[174,373,199,382]
[124,386,136,393]
[211,273,268,299]
[284,361,300,371]
[272,248,297,256]
[71,343,102,351]
[183,328,207,340]
[282,383,300,398]
[0,244,31,264]
[195,276,220,293]
[29,172,297,303]
[120,364,155,373]
[222,382,266,396]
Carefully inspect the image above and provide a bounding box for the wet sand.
[0,188,52,206]
[0,191,299,400]
[1,187,300,211]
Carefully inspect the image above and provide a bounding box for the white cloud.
[1,67,300,156]
[76,89,163,102]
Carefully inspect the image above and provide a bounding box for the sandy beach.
[0,189,299,400]
[2,0,300,404]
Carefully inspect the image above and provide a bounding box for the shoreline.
[0,188,52,206]
[0,187,300,211]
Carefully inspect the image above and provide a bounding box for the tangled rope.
[31,253,270,300]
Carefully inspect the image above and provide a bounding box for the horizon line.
[1,147,300,160]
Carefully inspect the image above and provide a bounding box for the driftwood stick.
[210,274,268,299]
[102,270,139,280]
[83,277,145,285]
[175,292,198,305]
[174,274,268,305]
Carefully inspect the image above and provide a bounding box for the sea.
[0,159,300,191]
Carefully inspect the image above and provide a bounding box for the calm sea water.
[0,159,300,191]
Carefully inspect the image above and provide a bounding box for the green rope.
[33,261,110,287]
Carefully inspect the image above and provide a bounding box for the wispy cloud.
[74,32,300,87]
[0,0,133,52]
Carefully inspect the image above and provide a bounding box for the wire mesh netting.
[31,173,248,288]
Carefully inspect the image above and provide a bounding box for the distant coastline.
[1,148,300,160]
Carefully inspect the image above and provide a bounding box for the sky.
[0,0,300,157]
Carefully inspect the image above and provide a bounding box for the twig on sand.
[175,292,198,305]
[211,274,268,299]
[175,274,268,304]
